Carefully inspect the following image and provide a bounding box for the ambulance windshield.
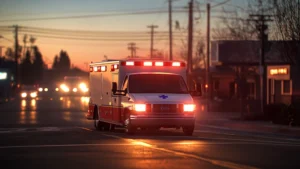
[129,74,188,94]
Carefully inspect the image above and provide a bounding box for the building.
[192,40,299,113]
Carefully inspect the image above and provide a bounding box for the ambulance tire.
[182,126,194,136]
[103,123,110,131]
[125,124,136,135]
[94,120,103,131]
[111,124,116,131]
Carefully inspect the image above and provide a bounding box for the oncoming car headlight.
[60,84,69,92]
[30,92,37,98]
[21,92,27,98]
[79,83,89,92]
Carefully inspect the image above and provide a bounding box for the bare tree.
[271,0,300,65]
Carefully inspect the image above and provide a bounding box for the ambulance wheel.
[182,126,194,136]
[103,123,110,131]
[94,120,103,131]
[125,124,136,135]
[111,124,116,131]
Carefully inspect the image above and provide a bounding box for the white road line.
[78,127,93,131]
[101,133,260,169]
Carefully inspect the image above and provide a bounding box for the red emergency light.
[89,67,94,72]
[111,64,119,71]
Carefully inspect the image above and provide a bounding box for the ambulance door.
[111,73,122,123]
[99,71,113,122]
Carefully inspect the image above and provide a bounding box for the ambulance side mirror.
[112,82,117,94]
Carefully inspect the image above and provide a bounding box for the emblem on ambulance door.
[159,95,168,99]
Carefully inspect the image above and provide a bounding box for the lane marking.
[101,133,260,169]
[78,127,93,131]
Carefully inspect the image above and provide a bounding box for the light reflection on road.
[16,96,89,125]
[19,111,37,124]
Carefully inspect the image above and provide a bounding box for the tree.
[5,48,14,60]
[52,55,59,69]
[57,50,71,71]
[22,34,28,58]
[32,46,46,83]
[20,51,33,84]
[270,0,300,65]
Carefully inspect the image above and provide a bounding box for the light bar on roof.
[172,62,181,66]
[144,61,152,66]
[89,67,94,72]
[126,61,134,66]
[101,66,107,72]
[111,64,119,71]
[93,67,98,72]
[155,62,164,66]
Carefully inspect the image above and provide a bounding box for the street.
[0,97,299,169]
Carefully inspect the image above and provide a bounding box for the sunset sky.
[0,0,247,71]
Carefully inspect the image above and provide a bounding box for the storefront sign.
[270,68,288,75]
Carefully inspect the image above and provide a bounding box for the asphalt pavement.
[0,96,300,169]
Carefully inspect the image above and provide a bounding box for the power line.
[0,9,193,23]
[17,33,180,41]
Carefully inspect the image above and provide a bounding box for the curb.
[196,120,300,138]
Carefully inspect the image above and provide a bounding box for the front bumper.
[129,115,195,127]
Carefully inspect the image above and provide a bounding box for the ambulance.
[86,59,200,135]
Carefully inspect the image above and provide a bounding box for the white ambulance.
[86,59,200,135]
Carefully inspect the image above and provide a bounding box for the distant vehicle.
[86,59,201,135]
[59,76,89,96]
[20,85,38,99]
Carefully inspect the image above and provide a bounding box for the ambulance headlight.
[21,92,27,98]
[30,92,37,98]
[183,104,195,112]
[134,104,146,112]
[38,88,43,92]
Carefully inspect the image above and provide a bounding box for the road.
[0,96,299,169]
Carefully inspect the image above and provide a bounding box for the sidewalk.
[195,111,300,138]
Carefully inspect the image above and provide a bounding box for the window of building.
[281,80,292,95]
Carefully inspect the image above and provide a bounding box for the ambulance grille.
[152,104,179,113]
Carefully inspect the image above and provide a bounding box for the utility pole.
[168,0,173,60]
[187,0,194,89]
[206,3,211,112]
[127,42,137,58]
[248,14,273,115]
[147,25,158,58]
[13,25,19,85]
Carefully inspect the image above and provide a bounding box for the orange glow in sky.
[0,0,246,71]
